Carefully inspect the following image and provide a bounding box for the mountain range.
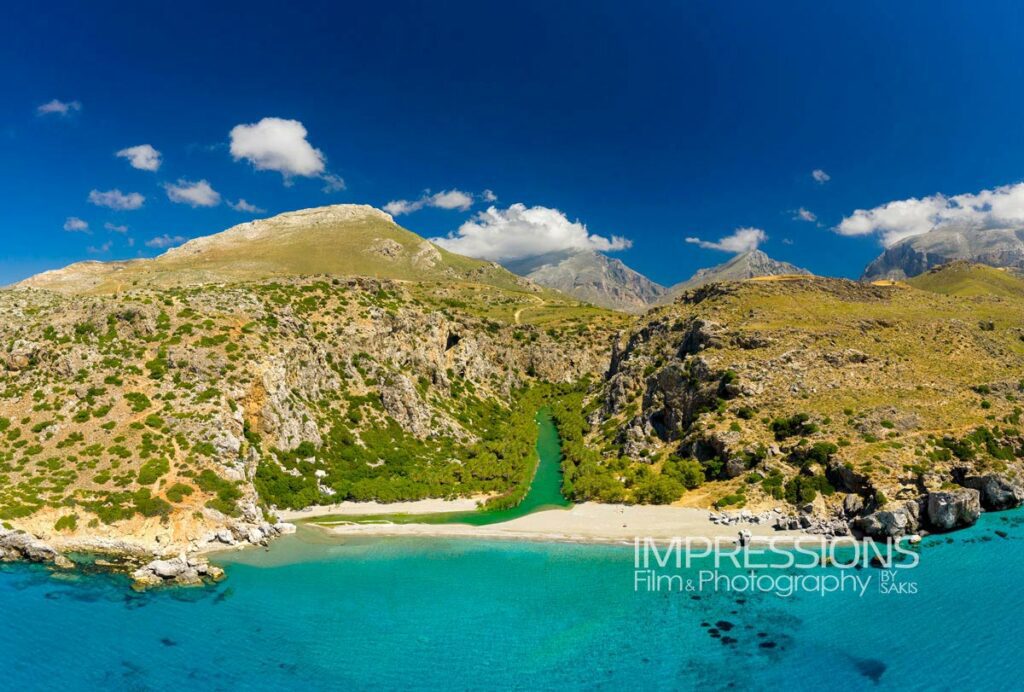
[862,226,1024,281]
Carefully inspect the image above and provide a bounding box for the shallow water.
[1,510,1022,690]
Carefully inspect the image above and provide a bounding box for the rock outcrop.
[925,489,982,531]
[960,474,1024,511]
[851,501,921,539]
[0,529,68,565]
[132,554,226,588]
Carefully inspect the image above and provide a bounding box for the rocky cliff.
[574,268,1024,536]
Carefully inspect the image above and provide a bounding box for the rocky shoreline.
[3,473,1021,587]
[0,518,297,589]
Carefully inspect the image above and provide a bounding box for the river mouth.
[309,408,570,527]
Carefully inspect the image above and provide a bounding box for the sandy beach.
[303,502,808,545]
[275,497,487,520]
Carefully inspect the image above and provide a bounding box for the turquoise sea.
[0,510,1021,691]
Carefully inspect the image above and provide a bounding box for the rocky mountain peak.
[503,249,665,313]
[861,226,1024,281]
[662,249,811,302]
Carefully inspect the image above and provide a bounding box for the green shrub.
[138,457,169,485]
[769,413,818,440]
[165,483,195,503]
[124,392,151,412]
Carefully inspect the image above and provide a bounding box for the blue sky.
[4,0,1024,286]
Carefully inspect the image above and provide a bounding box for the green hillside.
[907,261,1024,299]
[19,205,532,296]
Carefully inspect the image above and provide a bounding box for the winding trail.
[513,294,546,324]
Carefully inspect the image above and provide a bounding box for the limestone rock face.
[926,489,982,531]
[960,475,1024,511]
[862,226,1024,280]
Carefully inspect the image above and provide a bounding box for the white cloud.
[63,216,89,232]
[164,179,221,207]
[87,241,113,254]
[432,203,631,262]
[685,227,767,253]
[146,234,187,249]
[384,189,478,216]
[812,169,831,184]
[115,144,161,171]
[321,173,346,193]
[88,189,145,210]
[383,199,419,216]
[482,189,498,203]
[37,99,81,116]
[229,117,326,181]
[835,182,1024,247]
[228,198,265,213]
[104,222,128,233]
[430,190,474,210]
[793,207,817,222]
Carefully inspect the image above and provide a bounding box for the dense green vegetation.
[255,385,566,510]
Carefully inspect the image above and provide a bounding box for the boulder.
[852,501,920,539]
[132,554,224,588]
[842,493,865,517]
[961,475,1024,511]
[926,489,981,531]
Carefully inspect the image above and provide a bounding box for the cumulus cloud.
[229,117,326,181]
[685,227,767,253]
[104,222,128,233]
[835,182,1024,247]
[164,179,221,207]
[432,203,630,262]
[146,234,187,249]
[384,189,483,216]
[115,144,161,171]
[37,99,81,116]
[88,189,145,210]
[844,184,1024,245]
[812,169,831,184]
[227,198,265,213]
[63,216,89,232]
[793,207,817,222]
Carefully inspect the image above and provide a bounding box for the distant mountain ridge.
[661,249,811,301]
[862,226,1024,281]
[502,249,666,313]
